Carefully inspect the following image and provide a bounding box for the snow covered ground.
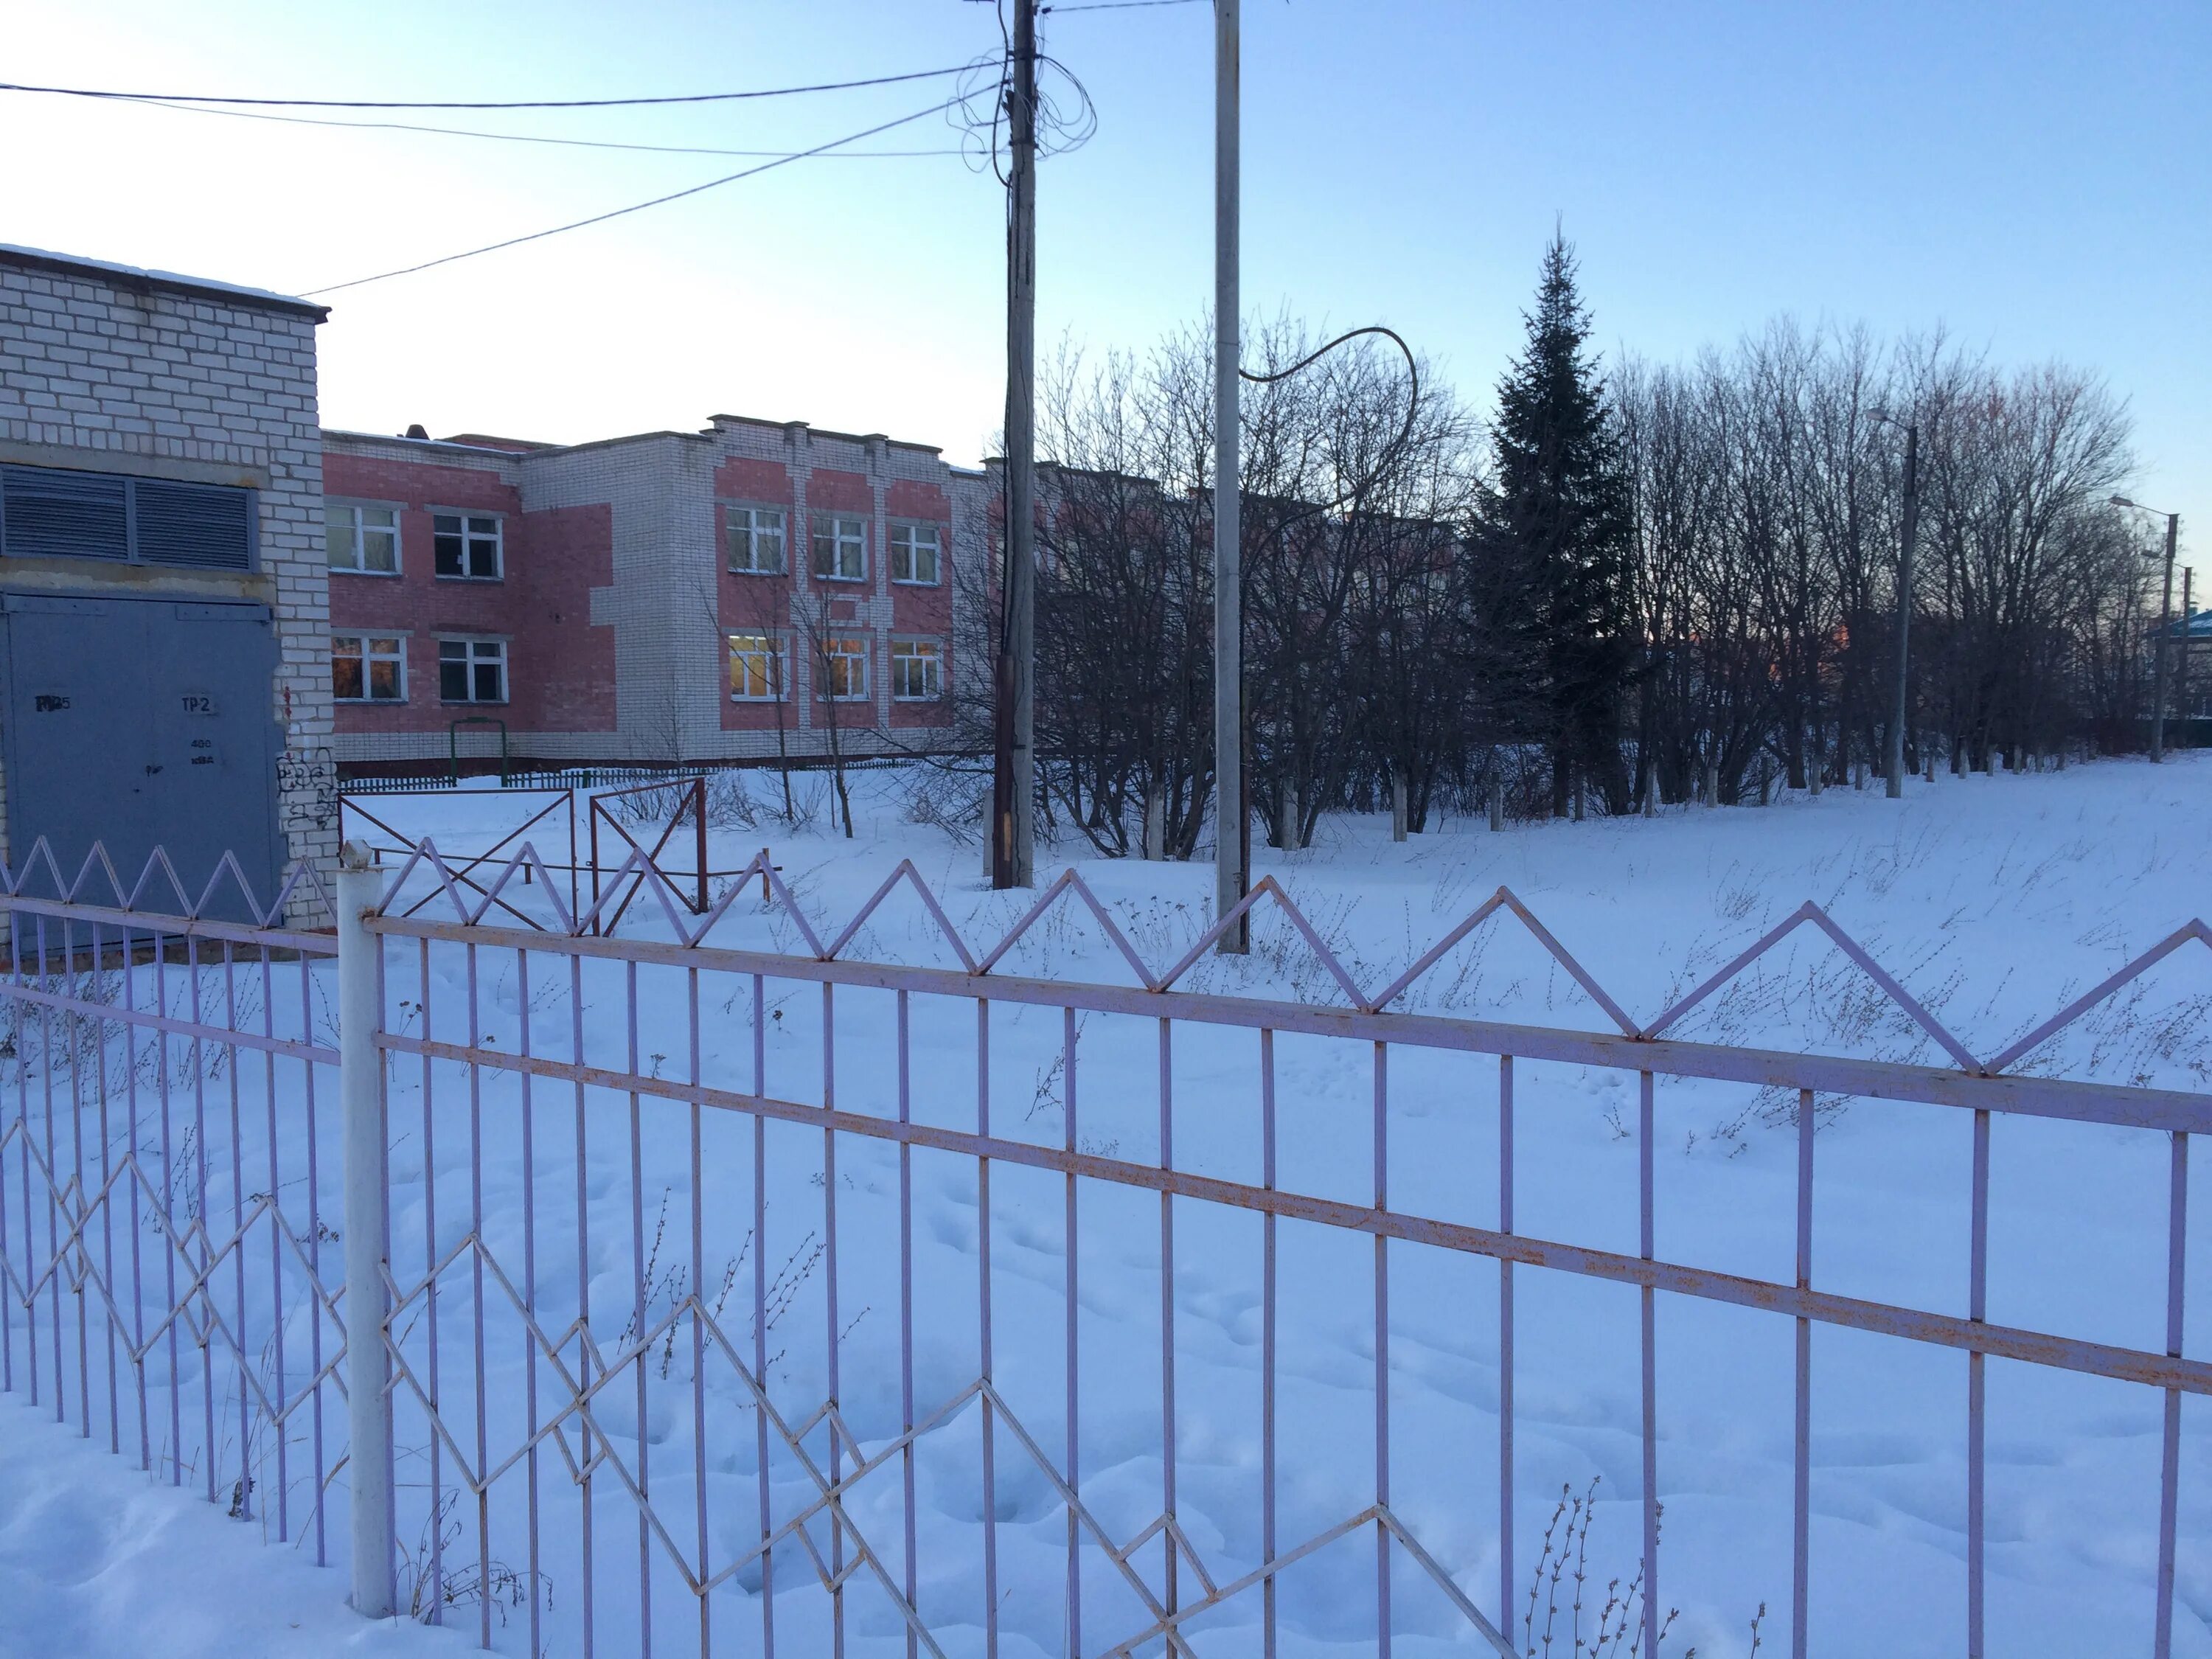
[7,754,2210,1657]
[0,1394,464,1658]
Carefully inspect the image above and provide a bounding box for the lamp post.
[2112,497,2180,763]
[1874,411,1920,797]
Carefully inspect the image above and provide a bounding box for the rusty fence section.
[0,835,2205,1658]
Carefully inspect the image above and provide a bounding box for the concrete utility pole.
[2154,510,2179,764]
[992,0,1038,887]
[2181,566,2195,750]
[1213,0,1247,951]
[1885,417,1919,799]
[2114,498,2180,765]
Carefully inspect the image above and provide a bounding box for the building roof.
[0,243,330,322]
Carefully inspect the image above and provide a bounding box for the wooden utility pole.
[1213,0,1247,951]
[992,0,1038,887]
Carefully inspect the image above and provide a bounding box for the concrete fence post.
[336,839,395,1619]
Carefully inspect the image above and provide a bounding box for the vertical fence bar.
[900,990,919,1659]
[420,936,443,1618]
[1967,1107,1989,1659]
[978,997,999,1658]
[466,941,492,1652]
[1498,1053,1514,1641]
[107,919,127,1467]
[1793,1087,1814,1659]
[1159,1016,1178,1630]
[188,930,215,1500]
[154,923,180,1472]
[224,944,248,1516]
[1062,1003,1080,1659]
[630,959,654,1658]
[1374,1040,1392,1656]
[1262,1026,1279,1659]
[299,945,327,1566]
[260,937,285,1537]
[520,947,545,1658]
[752,970,773,1659]
[1640,1068,1658,1655]
[2154,1130,2187,1659]
[337,846,395,1618]
[571,951,595,1658]
[821,978,844,1659]
[69,914,88,1443]
[689,966,709,1658]
[39,915,58,1424]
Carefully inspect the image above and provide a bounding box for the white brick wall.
[0,251,335,916]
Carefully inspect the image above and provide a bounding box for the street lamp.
[1873,411,1921,797]
[2112,496,2181,763]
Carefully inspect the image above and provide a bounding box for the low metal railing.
[0,837,2203,1657]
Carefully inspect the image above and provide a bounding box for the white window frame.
[726,504,788,575]
[727,630,790,701]
[820,633,872,701]
[889,521,942,585]
[332,633,408,703]
[326,502,401,577]
[890,636,943,701]
[437,635,508,704]
[811,514,868,582]
[432,511,504,580]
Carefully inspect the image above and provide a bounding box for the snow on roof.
[0,243,329,321]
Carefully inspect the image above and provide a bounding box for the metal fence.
[0,836,2205,1657]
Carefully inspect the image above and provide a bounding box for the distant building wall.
[320,415,990,773]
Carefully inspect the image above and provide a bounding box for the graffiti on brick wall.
[277,745,337,831]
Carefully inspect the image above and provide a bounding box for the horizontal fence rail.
[0,834,2203,1658]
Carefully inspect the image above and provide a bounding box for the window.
[332,635,406,703]
[891,638,942,700]
[821,634,870,700]
[0,464,254,571]
[438,637,507,703]
[726,505,787,574]
[326,504,400,574]
[433,512,502,579]
[727,632,787,700]
[890,522,941,585]
[811,515,866,582]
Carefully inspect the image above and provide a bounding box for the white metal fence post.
[337,839,395,1619]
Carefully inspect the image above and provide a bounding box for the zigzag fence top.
[1,833,2206,1096]
[364,836,2212,1093]
[0,838,335,936]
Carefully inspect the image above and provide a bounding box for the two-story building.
[323,414,987,774]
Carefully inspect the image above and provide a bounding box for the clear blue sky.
[6,0,2204,566]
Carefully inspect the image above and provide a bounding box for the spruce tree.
[1484,231,1636,815]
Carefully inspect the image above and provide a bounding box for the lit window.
[433,512,502,579]
[891,638,942,700]
[333,634,406,702]
[890,522,941,585]
[727,505,787,574]
[438,637,507,703]
[821,634,870,700]
[811,515,867,582]
[728,632,787,700]
[326,504,399,574]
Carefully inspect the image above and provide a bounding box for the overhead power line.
[122,95,963,159]
[0,64,970,112]
[301,94,965,296]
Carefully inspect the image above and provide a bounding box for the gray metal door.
[0,592,283,915]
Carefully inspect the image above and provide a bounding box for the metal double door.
[0,591,283,913]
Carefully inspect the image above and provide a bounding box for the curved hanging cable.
[1237,324,1423,519]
